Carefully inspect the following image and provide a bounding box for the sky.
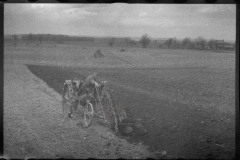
[4,3,236,41]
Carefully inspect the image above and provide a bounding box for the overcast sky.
[4,3,236,40]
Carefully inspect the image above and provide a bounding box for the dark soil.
[27,64,235,159]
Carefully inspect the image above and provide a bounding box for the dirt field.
[3,44,155,159]
[4,42,235,159]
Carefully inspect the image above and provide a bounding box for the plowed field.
[4,42,235,159]
[27,63,235,159]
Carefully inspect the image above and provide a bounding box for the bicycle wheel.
[84,102,94,127]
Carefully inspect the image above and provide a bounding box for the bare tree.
[139,34,151,48]
[108,37,115,47]
[129,40,136,46]
[28,33,33,44]
[13,34,18,46]
[125,37,130,47]
[181,37,192,49]
[38,34,43,44]
[164,38,173,49]
[170,38,180,49]
[57,35,65,44]
[196,36,206,49]
[207,39,216,50]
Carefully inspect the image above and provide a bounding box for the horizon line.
[3,33,235,42]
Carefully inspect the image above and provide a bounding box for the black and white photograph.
[3,3,236,159]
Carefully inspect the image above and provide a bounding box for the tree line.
[12,34,94,45]
[10,33,235,50]
[108,34,235,50]
[138,34,235,50]
[159,37,214,50]
[108,37,137,47]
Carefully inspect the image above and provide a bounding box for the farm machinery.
[61,78,127,132]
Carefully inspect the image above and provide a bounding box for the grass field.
[4,41,235,69]
[4,41,236,159]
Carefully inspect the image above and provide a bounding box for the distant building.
[204,45,210,50]
[154,38,169,44]
[214,40,225,50]
[212,40,235,50]
[224,42,235,50]
[191,39,235,50]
